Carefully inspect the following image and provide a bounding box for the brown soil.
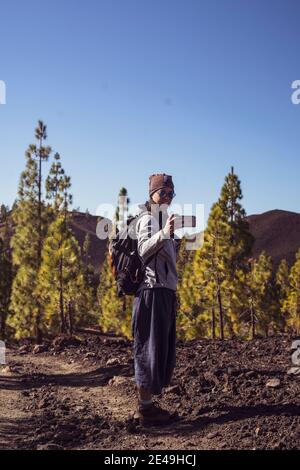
[0,334,299,450]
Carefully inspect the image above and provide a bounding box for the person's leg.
[134,289,176,394]
[148,288,177,394]
[133,288,170,396]
[137,386,153,411]
[137,386,152,401]
[131,292,152,407]
[131,288,178,424]
[132,290,153,393]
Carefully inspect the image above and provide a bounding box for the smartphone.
[173,215,196,229]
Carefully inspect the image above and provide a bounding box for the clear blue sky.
[1,0,300,227]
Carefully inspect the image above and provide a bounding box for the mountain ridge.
[1,208,299,276]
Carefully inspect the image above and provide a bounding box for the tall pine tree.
[36,155,94,335]
[35,213,86,335]
[9,121,52,341]
[178,167,254,340]
[217,166,254,335]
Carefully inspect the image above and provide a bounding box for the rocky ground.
[0,334,299,450]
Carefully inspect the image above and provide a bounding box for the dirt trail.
[0,347,136,450]
[0,335,299,450]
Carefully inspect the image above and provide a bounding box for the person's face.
[151,187,175,206]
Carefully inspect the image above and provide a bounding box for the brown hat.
[149,173,174,197]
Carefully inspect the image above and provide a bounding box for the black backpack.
[108,211,161,297]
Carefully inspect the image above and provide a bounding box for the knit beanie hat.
[149,173,174,197]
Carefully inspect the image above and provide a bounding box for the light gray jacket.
[135,206,181,293]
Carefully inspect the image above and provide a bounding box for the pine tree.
[0,204,9,223]
[178,168,254,340]
[35,214,85,334]
[81,233,98,320]
[243,252,275,338]
[283,249,300,334]
[36,155,94,335]
[46,151,72,215]
[0,205,13,339]
[199,203,233,339]
[275,259,290,331]
[11,199,18,212]
[83,233,95,288]
[217,166,254,335]
[177,247,209,340]
[176,234,193,287]
[45,152,67,212]
[178,203,231,340]
[116,187,130,232]
[9,121,52,341]
[34,121,52,340]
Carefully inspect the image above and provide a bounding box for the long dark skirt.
[131,287,177,395]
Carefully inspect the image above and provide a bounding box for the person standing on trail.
[132,173,181,426]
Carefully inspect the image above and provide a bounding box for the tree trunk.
[59,290,65,334]
[217,285,224,340]
[35,320,42,344]
[211,307,216,339]
[35,309,42,343]
[250,300,255,339]
[59,257,66,334]
[265,325,269,338]
[68,301,74,336]
[36,143,43,344]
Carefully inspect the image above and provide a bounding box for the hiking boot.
[133,402,178,426]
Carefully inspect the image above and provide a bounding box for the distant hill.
[68,211,108,276]
[1,208,299,279]
[0,210,108,280]
[245,209,300,269]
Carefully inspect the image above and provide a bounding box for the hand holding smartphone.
[173,215,196,229]
[165,213,197,236]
